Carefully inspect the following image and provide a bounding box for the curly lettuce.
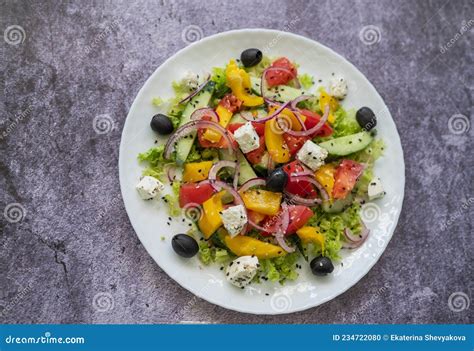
[258,252,299,284]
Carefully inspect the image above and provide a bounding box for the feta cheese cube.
[233,122,260,154]
[368,177,385,200]
[136,176,164,200]
[225,255,259,288]
[296,140,328,171]
[329,76,348,99]
[220,204,247,237]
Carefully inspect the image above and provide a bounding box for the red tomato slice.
[219,94,242,113]
[179,183,215,208]
[261,205,313,236]
[265,57,297,87]
[300,109,333,137]
[282,161,318,198]
[282,133,310,156]
[247,210,266,225]
[332,160,364,199]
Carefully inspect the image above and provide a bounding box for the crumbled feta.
[220,205,247,237]
[225,255,259,288]
[136,176,164,200]
[368,177,385,200]
[233,122,260,154]
[296,140,328,171]
[329,76,348,99]
[182,70,200,91]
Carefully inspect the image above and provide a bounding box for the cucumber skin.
[175,83,215,165]
[250,76,307,102]
[219,150,257,185]
[319,131,373,156]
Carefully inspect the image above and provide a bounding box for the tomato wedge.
[300,109,333,137]
[332,160,364,199]
[282,133,310,156]
[219,94,242,113]
[282,161,318,198]
[179,183,215,207]
[261,205,313,236]
[197,116,237,149]
[265,57,297,87]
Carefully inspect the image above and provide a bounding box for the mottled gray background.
[1,0,473,324]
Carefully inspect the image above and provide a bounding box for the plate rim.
[119,28,406,315]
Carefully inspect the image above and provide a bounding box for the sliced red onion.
[164,120,236,160]
[284,105,329,137]
[290,95,313,110]
[274,203,294,253]
[290,170,313,177]
[208,160,237,182]
[179,74,211,104]
[242,100,292,123]
[284,191,322,206]
[267,154,275,172]
[288,175,329,202]
[238,178,266,193]
[342,221,370,249]
[165,164,177,182]
[190,107,219,122]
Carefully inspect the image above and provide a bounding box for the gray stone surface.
[1,0,473,324]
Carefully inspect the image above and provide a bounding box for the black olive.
[266,167,288,192]
[151,114,174,135]
[171,234,199,258]
[356,107,376,131]
[310,256,334,276]
[240,48,263,68]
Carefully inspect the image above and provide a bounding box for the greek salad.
[136,48,385,288]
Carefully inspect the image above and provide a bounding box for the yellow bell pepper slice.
[319,89,339,124]
[224,234,286,259]
[182,161,214,183]
[241,189,282,216]
[198,191,225,239]
[314,164,336,201]
[265,118,291,163]
[202,104,234,143]
[296,226,325,253]
[225,60,263,107]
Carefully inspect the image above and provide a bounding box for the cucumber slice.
[175,82,215,165]
[219,150,257,185]
[319,131,373,156]
[250,76,308,103]
[322,194,354,214]
[230,108,266,124]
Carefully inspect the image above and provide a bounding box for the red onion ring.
[241,100,292,123]
[238,178,266,193]
[190,107,219,122]
[164,120,236,160]
[284,191,322,206]
[290,171,313,177]
[179,74,211,104]
[283,105,329,137]
[208,160,238,185]
[342,221,370,249]
[233,162,240,190]
[290,95,313,110]
[165,164,178,182]
[274,203,294,253]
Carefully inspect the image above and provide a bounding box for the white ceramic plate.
[119,29,405,315]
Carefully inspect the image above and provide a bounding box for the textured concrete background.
[1,0,473,324]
